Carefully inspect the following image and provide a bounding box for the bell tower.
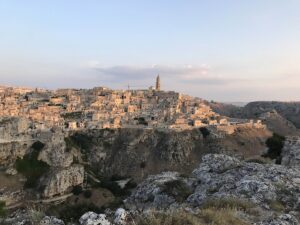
[156,75,160,91]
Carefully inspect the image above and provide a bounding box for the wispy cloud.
[84,62,247,85]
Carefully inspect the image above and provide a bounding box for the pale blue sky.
[0,0,300,101]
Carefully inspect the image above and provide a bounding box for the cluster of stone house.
[0,83,264,133]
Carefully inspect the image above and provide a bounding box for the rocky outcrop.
[79,212,111,225]
[38,131,73,168]
[125,172,193,210]
[254,214,299,225]
[282,137,300,168]
[0,117,31,140]
[41,164,84,198]
[40,216,65,225]
[68,127,269,181]
[0,209,64,225]
[0,117,33,166]
[113,208,130,225]
[126,154,300,222]
[188,154,300,211]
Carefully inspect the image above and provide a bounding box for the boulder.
[114,208,130,225]
[39,216,65,225]
[41,164,84,198]
[79,212,111,225]
[125,171,193,210]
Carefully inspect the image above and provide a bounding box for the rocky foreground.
[1,152,299,225]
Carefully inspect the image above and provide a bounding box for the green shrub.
[162,180,193,202]
[0,201,7,218]
[64,137,78,151]
[264,133,285,163]
[199,127,210,138]
[15,145,50,188]
[125,180,137,189]
[69,134,93,151]
[83,190,92,198]
[99,179,127,197]
[56,203,102,223]
[72,185,83,195]
[140,161,147,169]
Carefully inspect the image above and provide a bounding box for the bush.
[0,201,7,218]
[15,147,50,188]
[69,134,93,151]
[125,180,137,189]
[199,127,210,138]
[56,203,102,223]
[83,190,92,198]
[140,161,147,169]
[162,180,193,202]
[264,133,285,163]
[72,185,83,195]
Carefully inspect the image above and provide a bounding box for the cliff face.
[69,128,209,180]
[0,117,33,167]
[0,124,270,200]
[68,127,270,181]
[41,165,84,198]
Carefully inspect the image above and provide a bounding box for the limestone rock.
[39,216,65,225]
[282,137,300,168]
[255,214,300,225]
[127,154,300,214]
[114,208,130,225]
[41,164,84,198]
[125,171,193,210]
[5,167,18,175]
[38,131,73,168]
[189,154,300,210]
[79,212,111,225]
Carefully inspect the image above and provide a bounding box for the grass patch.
[245,157,272,164]
[268,200,285,212]
[201,198,256,214]
[200,208,251,225]
[136,210,203,225]
[136,208,251,225]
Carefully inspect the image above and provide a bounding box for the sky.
[0,0,300,102]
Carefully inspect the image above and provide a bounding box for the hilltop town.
[0,76,264,133]
[1,78,300,225]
